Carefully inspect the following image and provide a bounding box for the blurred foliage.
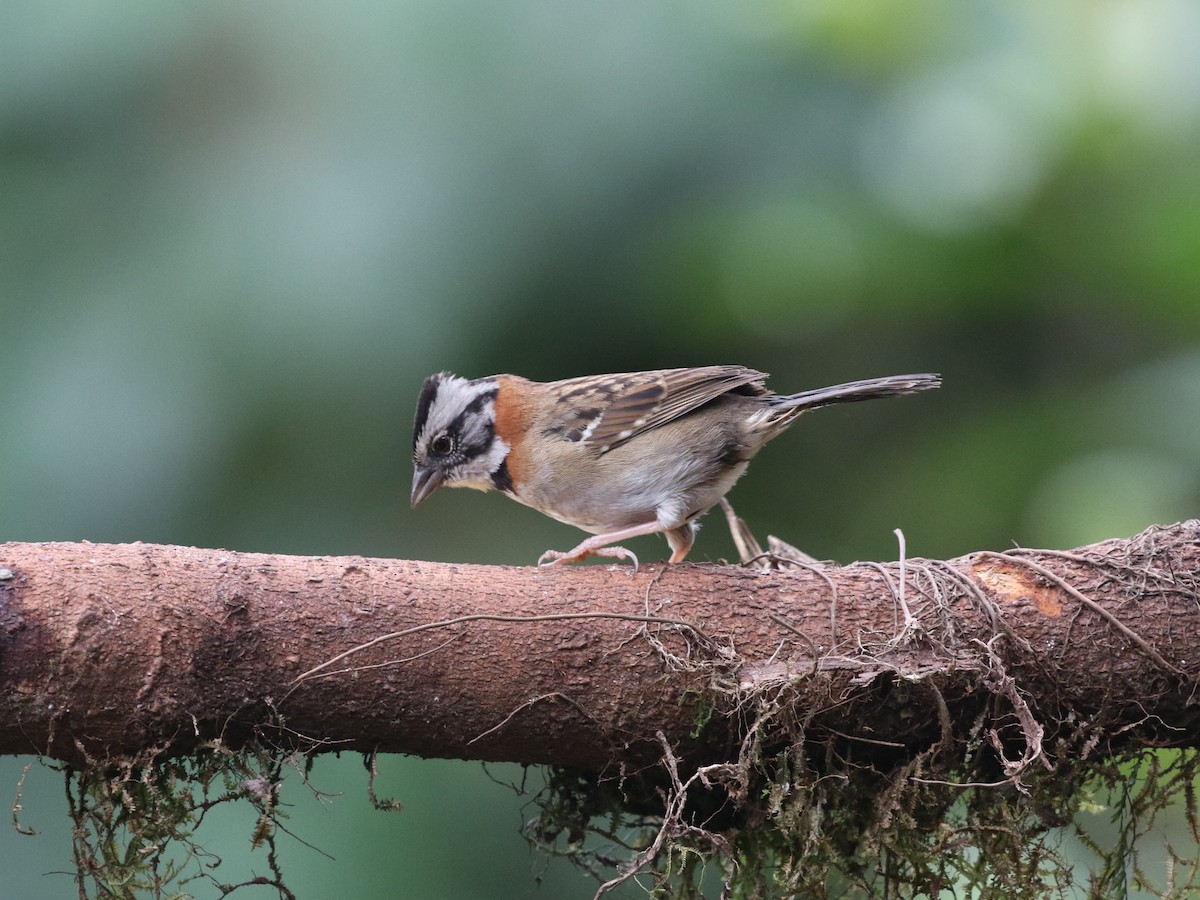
[2,0,1199,897]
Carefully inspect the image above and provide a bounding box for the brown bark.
[1,522,1198,770]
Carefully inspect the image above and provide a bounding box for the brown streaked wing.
[544,366,769,452]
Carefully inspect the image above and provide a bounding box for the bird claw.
[537,545,640,574]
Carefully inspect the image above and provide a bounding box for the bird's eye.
[430,434,454,456]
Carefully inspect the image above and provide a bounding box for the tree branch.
[1,521,1198,770]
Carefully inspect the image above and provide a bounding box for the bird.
[410,365,940,568]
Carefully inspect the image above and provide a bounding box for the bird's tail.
[762,373,941,428]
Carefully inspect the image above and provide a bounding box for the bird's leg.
[537,520,668,571]
[665,523,696,564]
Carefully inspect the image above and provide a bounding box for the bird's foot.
[538,544,640,574]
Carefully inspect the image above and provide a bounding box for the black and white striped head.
[411,372,508,507]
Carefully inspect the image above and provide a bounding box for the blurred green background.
[2,1,1199,897]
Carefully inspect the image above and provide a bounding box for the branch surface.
[1,522,1198,769]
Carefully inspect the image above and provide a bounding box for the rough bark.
[0,522,1197,771]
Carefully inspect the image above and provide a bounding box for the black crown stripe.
[412,373,446,450]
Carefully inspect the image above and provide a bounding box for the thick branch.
[1,522,1198,770]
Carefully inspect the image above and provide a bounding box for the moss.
[62,738,297,899]
[528,727,1199,897]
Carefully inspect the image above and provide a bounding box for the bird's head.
[410,372,508,507]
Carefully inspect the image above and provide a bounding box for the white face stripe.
[451,434,511,492]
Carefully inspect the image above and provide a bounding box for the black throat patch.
[491,458,514,493]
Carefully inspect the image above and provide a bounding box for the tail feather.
[766,373,941,421]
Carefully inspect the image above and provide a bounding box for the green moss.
[64,740,296,900]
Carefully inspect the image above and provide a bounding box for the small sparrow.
[411,366,940,567]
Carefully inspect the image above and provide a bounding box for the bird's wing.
[542,365,769,452]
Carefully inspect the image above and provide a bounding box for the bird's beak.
[410,466,444,508]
